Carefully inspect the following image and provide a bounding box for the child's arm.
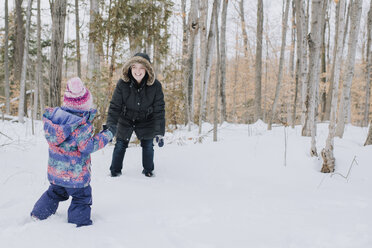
[77,129,113,154]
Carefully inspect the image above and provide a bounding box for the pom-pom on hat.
[63,77,93,111]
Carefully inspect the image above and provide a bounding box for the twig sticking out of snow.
[331,156,358,182]
[317,156,358,188]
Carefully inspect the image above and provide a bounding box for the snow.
[0,117,371,248]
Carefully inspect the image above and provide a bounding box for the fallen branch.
[0,131,13,140]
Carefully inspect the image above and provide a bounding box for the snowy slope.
[0,118,371,248]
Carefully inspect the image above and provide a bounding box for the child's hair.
[63,77,93,111]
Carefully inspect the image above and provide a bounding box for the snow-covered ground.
[0,117,371,248]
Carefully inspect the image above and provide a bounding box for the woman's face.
[131,63,146,83]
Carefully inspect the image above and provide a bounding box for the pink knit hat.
[63,77,93,110]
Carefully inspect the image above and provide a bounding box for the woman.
[106,53,165,177]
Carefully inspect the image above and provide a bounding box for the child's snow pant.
[31,184,92,227]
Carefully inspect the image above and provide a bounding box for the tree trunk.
[219,0,228,123]
[4,0,10,114]
[300,0,309,126]
[239,0,249,58]
[324,1,341,121]
[87,0,100,82]
[75,0,81,78]
[233,23,239,122]
[321,0,346,173]
[267,0,290,130]
[36,0,44,117]
[15,0,25,84]
[255,0,263,122]
[129,0,142,55]
[213,11,220,142]
[198,0,220,135]
[363,1,372,127]
[302,0,323,157]
[181,0,189,125]
[320,0,328,121]
[50,0,67,107]
[365,121,372,145]
[18,0,33,123]
[335,0,363,138]
[295,0,307,127]
[291,0,297,128]
[198,0,208,126]
[182,0,198,129]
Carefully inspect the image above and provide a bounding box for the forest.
[1,0,372,172]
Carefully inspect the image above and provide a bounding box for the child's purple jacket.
[43,107,113,188]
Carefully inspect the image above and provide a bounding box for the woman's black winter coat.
[106,77,165,142]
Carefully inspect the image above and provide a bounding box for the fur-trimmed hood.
[122,54,155,86]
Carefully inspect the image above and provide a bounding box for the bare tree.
[220,0,228,123]
[75,0,82,78]
[18,0,33,123]
[268,0,290,130]
[49,0,67,107]
[363,1,372,127]
[295,0,308,127]
[198,0,208,126]
[15,0,25,84]
[255,0,263,122]
[4,0,10,114]
[321,0,346,173]
[213,10,220,142]
[302,0,323,156]
[319,0,329,121]
[324,1,341,121]
[36,0,45,116]
[291,0,297,128]
[239,0,249,58]
[335,0,363,138]
[198,0,220,135]
[182,0,199,129]
[87,0,100,81]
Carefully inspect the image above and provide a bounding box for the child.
[31,77,114,227]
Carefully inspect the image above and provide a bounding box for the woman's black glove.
[154,135,164,147]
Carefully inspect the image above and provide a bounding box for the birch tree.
[268,0,290,130]
[49,0,67,107]
[198,0,220,135]
[213,11,220,142]
[182,0,199,129]
[35,0,44,117]
[15,0,25,84]
[220,0,228,123]
[295,0,308,127]
[181,0,188,124]
[324,1,341,121]
[321,0,346,173]
[302,0,323,156]
[363,1,372,127]
[18,0,33,123]
[87,0,100,81]
[198,0,208,125]
[335,0,363,138]
[255,0,263,122]
[291,0,297,128]
[239,0,249,58]
[4,0,10,114]
[75,0,82,78]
